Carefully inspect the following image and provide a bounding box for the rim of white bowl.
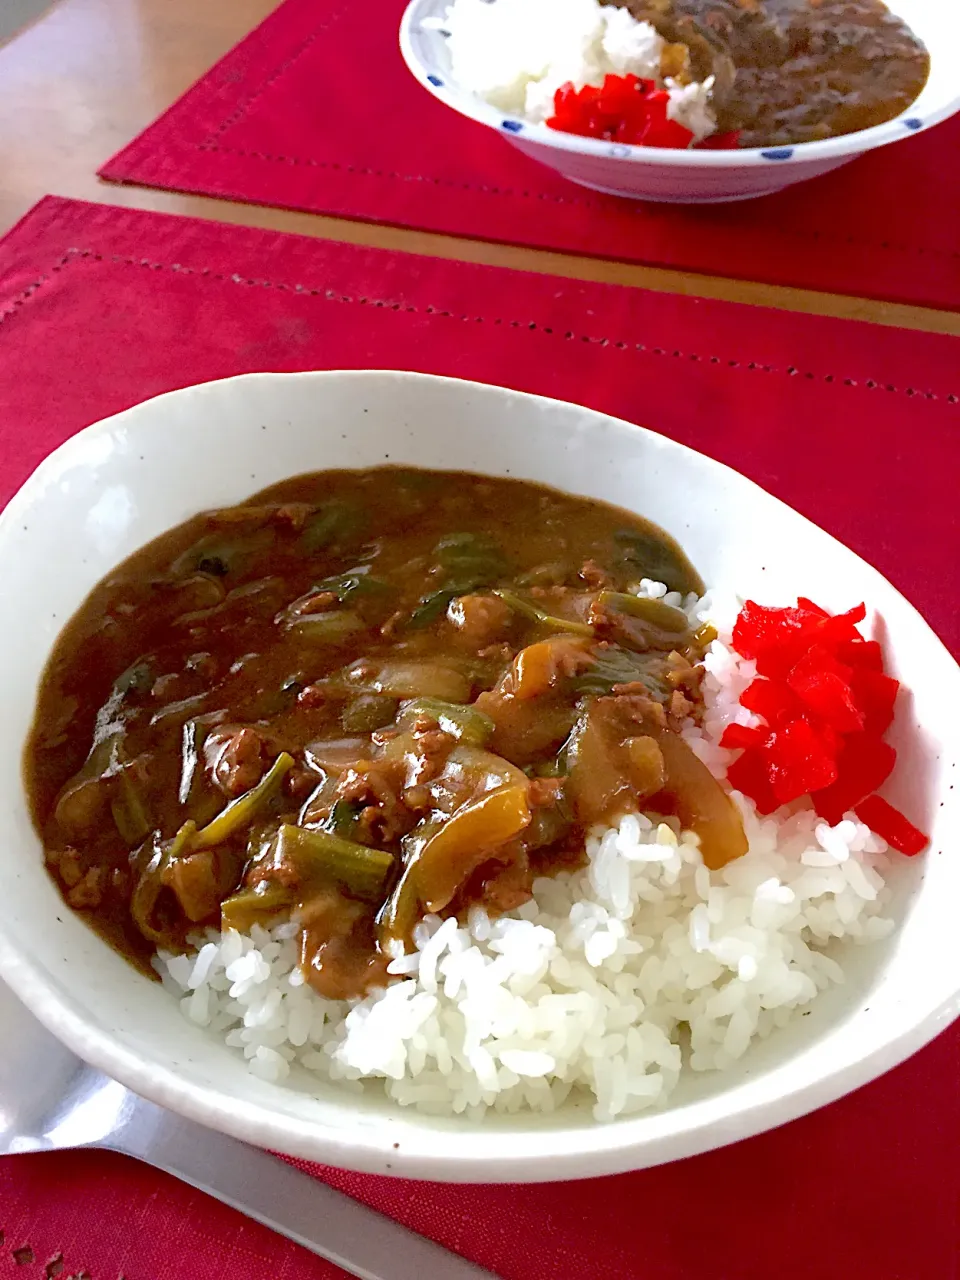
[0,369,959,1182]
[399,0,960,168]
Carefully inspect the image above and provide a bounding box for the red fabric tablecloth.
[100,0,960,312]
[1,195,958,1280]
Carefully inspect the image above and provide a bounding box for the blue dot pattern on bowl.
[501,120,524,133]
[904,117,923,130]
[761,147,795,161]
[609,144,632,159]
[427,74,444,87]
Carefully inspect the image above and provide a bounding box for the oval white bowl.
[399,0,960,203]
[0,370,956,1182]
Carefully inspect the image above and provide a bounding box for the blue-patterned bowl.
[400,0,960,204]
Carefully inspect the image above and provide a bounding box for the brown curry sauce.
[611,0,930,147]
[26,468,748,1000]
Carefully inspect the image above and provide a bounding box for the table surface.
[1,0,958,337]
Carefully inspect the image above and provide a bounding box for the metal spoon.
[0,979,498,1280]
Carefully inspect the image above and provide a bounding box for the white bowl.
[400,0,960,203]
[0,370,957,1182]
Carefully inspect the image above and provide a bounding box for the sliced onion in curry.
[412,784,532,914]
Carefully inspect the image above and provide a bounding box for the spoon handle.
[108,1097,499,1280]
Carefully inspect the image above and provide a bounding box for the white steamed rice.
[433,0,717,143]
[156,584,894,1121]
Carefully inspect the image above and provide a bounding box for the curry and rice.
[26,467,925,1119]
[437,0,931,151]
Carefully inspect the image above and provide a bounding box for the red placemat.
[98,0,960,312]
[1,195,958,1280]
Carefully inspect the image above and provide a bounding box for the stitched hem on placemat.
[0,246,956,404]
